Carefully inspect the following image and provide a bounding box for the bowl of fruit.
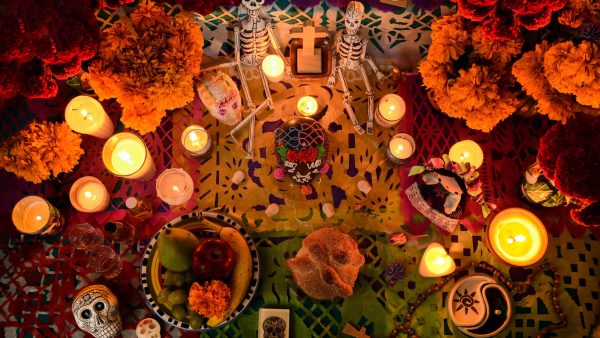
[141,211,259,330]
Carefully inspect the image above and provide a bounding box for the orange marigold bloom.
[188,281,231,319]
[427,14,469,64]
[472,28,523,67]
[558,9,584,28]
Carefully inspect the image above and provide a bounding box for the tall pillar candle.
[102,132,155,180]
[65,96,114,139]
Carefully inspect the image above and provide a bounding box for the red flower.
[286,147,318,164]
[571,201,600,228]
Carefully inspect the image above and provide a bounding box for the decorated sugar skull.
[136,318,161,338]
[263,316,286,338]
[72,285,122,338]
[241,0,265,11]
[345,1,364,36]
[274,117,328,185]
[196,71,242,126]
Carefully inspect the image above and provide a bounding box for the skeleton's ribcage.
[240,28,269,66]
[337,41,363,70]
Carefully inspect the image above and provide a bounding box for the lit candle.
[156,168,194,205]
[449,140,484,168]
[418,242,456,277]
[261,55,285,82]
[12,196,64,235]
[487,208,548,266]
[69,176,110,213]
[297,96,319,117]
[102,132,156,180]
[181,125,211,157]
[386,133,415,164]
[375,94,405,128]
[65,96,114,139]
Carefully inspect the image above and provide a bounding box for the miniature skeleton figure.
[72,285,122,338]
[328,1,387,135]
[201,0,290,158]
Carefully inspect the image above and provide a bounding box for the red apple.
[192,238,235,281]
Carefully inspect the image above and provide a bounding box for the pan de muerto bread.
[286,227,365,300]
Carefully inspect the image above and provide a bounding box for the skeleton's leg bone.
[246,116,255,159]
[230,99,270,138]
[337,68,365,135]
[258,67,274,110]
[235,27,255,110]
[359,65,374,134]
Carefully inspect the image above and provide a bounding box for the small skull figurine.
[344,1,364,36]
[72,285,122,338]
[196,71,242,126]
[241,0,265,11]
[263,316,286,338]
[136,318,161,338]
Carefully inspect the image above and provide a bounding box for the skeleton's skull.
[241,0,265,11]
[263,316,286,338]
[345,1,364,36]
[274,117,329,185]
[72,285,122,338]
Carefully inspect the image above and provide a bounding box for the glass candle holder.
[181,125,211,157]
[156,168,194,206]
[104,220,137,244]
[125,197,154,222]
[69,176,111,213]
[12,196,65,235]
[88,244,122,279]
[102,132,156,180]
[375,94,405,128]
[386,133,416,164]
[65,96,114,139]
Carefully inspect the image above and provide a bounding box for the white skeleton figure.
[202,0,290,158]
[328,1,386,135]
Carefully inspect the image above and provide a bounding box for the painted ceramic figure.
[72,285,122,338]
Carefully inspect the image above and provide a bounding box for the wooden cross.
[290,20,328,58]
[342,323,370,338]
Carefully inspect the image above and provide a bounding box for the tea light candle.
[375,94,405,128]
[181,125,211,157]
[102,132,155,180]
[69,176,110,213]
[418,242,456,277]
[297,96,319,117]
[487,208,548,266]
[449,140,484,168]
[12,196,64,235]
[65,96,114,139]
[386,133,415,164]
[156,168,194,205]
[262,55,285,82]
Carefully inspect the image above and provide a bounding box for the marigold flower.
[188,281,231,319]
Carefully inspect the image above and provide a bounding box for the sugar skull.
[241,0,265,11]
[136,318,161,338]
[72,285,122,338]
[263,316,286,338]
[196,71,242,126]
[345,1,364,36]
[274,117,328,185]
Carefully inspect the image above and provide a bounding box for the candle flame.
[434,257,446,265]
[396,145,404,152]
[507,234,526,244]
[118,151,134,165]
[172,185,180,192]
[460,152,470,161]
[35,215,42,221]
[84,191,96,200]
[189,131,201,147]
[81,109,94,122]
[389,105,396,111]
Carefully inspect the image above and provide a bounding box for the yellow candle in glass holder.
[387,133,415,163]
[375,94,405,127]
[297,96,319,117]
[69,176,110,212]
[65,96,114,139]
[181,125,211,157]
[102,133,155,180]
[487,208,548,266]
[419,242,456,277]
[262,55,285,82]
[449,140,484,168]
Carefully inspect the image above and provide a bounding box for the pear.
[157,228,200,272]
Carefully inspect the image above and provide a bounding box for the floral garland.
[408,154,496,217]
[0,0,99,100]
[419,14,523,132]
[0,121,84,183]
[85,2,204,134]
[452,0,567,40]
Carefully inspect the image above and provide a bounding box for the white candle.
[375,94,405,128]
[156,168,194,205]
[261,55,285,82]
[181,125,211,157]
[297,96,319,117]
[69,176,110,213]
[418,242,456,277]
[386,133,415,163]
[12,196,63,235]
[449,140,484,168]
[65,96,114,139]
[102,132,156,180]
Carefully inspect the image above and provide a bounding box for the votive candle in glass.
[181,125,211,157]
[449,140,484,168]
[297,96,319,117]
[102,132,156,180]
[375,94,405,128]
[386,133,415,164]
[65,96,114,139]
[69,176,110,213]
[12,196,64,235]
[156,168,194,206]
[261,55,285,82]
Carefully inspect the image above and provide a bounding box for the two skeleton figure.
[206,0,386,157]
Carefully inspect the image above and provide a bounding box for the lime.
[172,305,187,321]
[172,272,186,288]
[163,270,176,287]
[190,312,204,329]
[167,289,188,305]
[157,288,171,304]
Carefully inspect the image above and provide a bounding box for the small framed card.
[258,308,290,338]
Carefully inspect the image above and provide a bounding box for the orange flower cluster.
[188,280,231,318]
[85,2,204,134]
[419,14,523,132]
[513,40,600,123]
[558,0,600,28]
[0,121,83,183]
